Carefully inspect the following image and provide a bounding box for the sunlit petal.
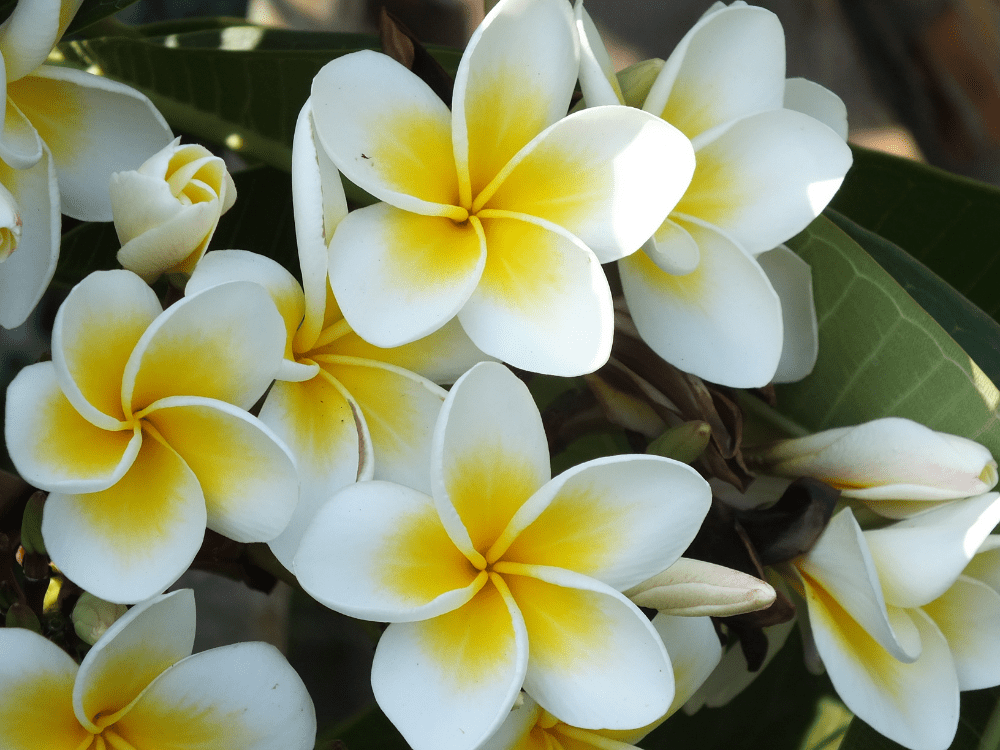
[371,576,528,750]
[498,455,710,591]
[432,362,549,561]
[924,575,1000,690]
[74,589,195,732]
[124,280,286,412]
[501,564,673,730]
[757,244,818,383]
[52,269,162,427]
[675,109,852,254]
[460,216,612,375]
[574,0,625,107]
[12,66,173,220]
[481,106,693,263]
[643,3,785,139]
[328,202,485,348]
[114,642,316,750]
[5,362,140,492]
[310,51,460,214]
[642,218,700,275]
[0,138,59,329]
[865,492,1000,608]
[619,220,783,388]
[454,0,578,200]
[0,628,89,750]
[143,396,298,544]
[42,430,207,604]
[294,480,482,621]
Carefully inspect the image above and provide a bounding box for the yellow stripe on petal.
[8,74,83,167]
[672,149,737,230]
[477,216,571,310]
[623,245,707,304]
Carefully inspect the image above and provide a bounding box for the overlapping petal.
[653,614,723,718]
[143,397,298,543]
[0,99,44,168]
[431,361,549,560]
[371,577,528,750]
[574,0,625,107]
[41,431,208,603]
[113,642,316,750]
[642,3,786,139]
[295,480,482,621]
[498,454,711,590]
[480,106,693,262]
[864,492,1000,608]
[784,77,849,140]
[923,575,1000,691]
[11,65,173,220]
[501,565,673,730]
[642,218,700,275]
[757,244,818,383]
[123,280,286,412]
[52,268,162,427]
[459,216,612,375]
[73,589,196,732]
[454,0,578,201]
[0,136,58,329]
[0,0,62,81]
[619,220,784,387]
[311,50,461,215]
[0,627,89,750]
[328,203,486,347]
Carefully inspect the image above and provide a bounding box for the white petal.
[642,218,700,275]
[924,575,1000,690]
[619,220,784,388]
[0,0,61,81]
[12,66,173,221]
[784,77,849,141]
[0,100,43,168]
[865,492,1000,608]
[652,614,723,718]
[574,0,625,107]
[757,244,818,383]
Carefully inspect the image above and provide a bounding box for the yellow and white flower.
[576,0,852,386]
[5,269,297,602]
[184,100,490,569]
[294,362,712,750]
[0,589,316,750]
[310,0,694,375]
[0,0,173,327]
[112,138,237,282]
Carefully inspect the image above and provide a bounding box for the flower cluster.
[0,0,997,750]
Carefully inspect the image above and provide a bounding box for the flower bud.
[5,602,41,633]
[625,557,776,616]
[617,58,664,108]
[749,417,999,506]
[111,137,237,282]
[19,491,46,556]
[0,182,22,263]
[72,592,128,645]
[647,420,712,464]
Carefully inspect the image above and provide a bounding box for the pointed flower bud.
[111,138,237,282]
[71,592,129,645]
[625,557,776,616]
[748,418,998,509]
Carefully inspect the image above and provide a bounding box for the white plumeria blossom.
[312,0,694,376]
[480,614,722,750]
[0,589,316,749]
[789,494,1000,750]
[752,417,999,517]
[4,269,298,603]
[185,100,489,570]
[294,362,712,750]
[112,137,237,282]
[576,0,852,387]
[0,0,173,328]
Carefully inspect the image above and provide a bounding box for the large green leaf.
[830,147,1000,323]
[775,215,1000,457]
[58,26,462,171]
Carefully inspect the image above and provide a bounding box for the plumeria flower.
[747,417,999,518]
[311,0,694,376]
[0,0,173,328]
[112,138,237,282]
[481,614,723,750]
[185,100,489,569]
[786,494,1000,750]
[576,0,852,386]
[5,269,298,603]
[0,589,316,749]
[294,361,712,750]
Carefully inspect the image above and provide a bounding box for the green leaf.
[55,165,297,287]
[643,629,836,750]
[830,146,1000,323]
[57,26,462,172]
[840,687,1000,750]
[775,215,1000,459]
